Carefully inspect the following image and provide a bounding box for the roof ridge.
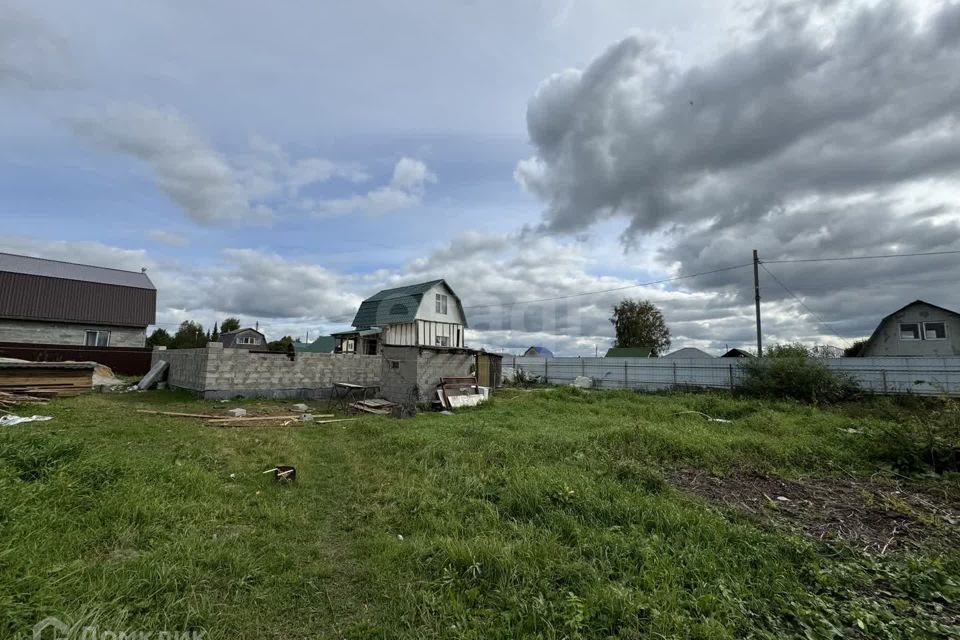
[0,251,149,276]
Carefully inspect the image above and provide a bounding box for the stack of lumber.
[135,409,354,428]
[349,398,399,415]
[0,362,95,398]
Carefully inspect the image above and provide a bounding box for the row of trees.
[147,318,296,352]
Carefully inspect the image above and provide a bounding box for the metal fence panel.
[506,356,960,396]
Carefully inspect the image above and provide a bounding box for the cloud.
[72,105,273,225]
[518,0,960,238]
[0,2,70,88]
[315,157,436,216]
[148,229,190,248]
[71,106,383,226]
[514,0,960,346]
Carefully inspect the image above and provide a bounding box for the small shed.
[476,351,503,388]
[219,328,266,350]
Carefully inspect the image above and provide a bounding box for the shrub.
[739,344,860,404]
[864,398,960,474]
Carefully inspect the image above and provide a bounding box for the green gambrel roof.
[352,279,466,328]
[293,335,336,353]
[605,346,653,358]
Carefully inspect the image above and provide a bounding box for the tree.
[210,322,220,342]
[267,335,295,352]
[146,327,172,348]
[171,321,207,349]
[220,317,241,333]
[610,299,671,356]
[844,339,868,357]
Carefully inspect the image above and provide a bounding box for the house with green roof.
[332,279,467,355]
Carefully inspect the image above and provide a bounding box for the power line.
[760,263,850,347]
[462,262,754,310]
[763,248,960,264]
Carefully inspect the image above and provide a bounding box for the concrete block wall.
[381,346,421,408]
[1,319,146,347]
[417,349,475,401]
[381,346,476,405]
[151,347,209,392]
[154,342,381,398]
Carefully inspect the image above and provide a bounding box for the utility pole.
[753,249,763,357]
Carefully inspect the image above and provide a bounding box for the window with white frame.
[85,330,110,347]
[435,293,448,314]
[899,323,921,340]
[236,336,260,345]
[435,335,449,347]
[924,322,947,340]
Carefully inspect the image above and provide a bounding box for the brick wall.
[0,319,146,347]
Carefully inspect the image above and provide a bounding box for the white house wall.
[383,322,418,346]
[416,320,464,347]
[415,283,466,325]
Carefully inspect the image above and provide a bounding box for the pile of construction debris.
[434,376,490,411]
[0,361,96,400]
[137,405,356,428]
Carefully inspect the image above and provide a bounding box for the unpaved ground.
[672,469,960,553]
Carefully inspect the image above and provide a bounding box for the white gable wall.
[415,282,466,325]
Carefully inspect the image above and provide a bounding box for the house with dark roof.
[721,348,753,358]
[332,280,467,355]
[0,252,156,347]
[218,328,266,350]
[293,335,336,354]
[861,300,960,357]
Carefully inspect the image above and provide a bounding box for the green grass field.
[1,388,958,639]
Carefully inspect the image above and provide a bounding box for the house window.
[435,293,448,315]
[236,336,260,345]
[924,322,947,340]
[899,323,921,340]
[85,330,110,347]
[343,339,355,353]
[435,336,449,347]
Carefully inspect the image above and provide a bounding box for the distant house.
[662,347,715,359]
[219,328,266,350]
[861,300,960,357]
[721,348,753,358]
[605,346,652,358]
[0,252,156,347]
[333,279,467,355]
[523,346,554,358]
[293,335,336,354]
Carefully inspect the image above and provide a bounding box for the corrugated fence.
[506,356,960,396]
[0,342,152,375]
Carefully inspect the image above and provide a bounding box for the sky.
[2,0,959,355]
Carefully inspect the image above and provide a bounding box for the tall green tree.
[220,317,241,333]
[171,321,207,349]
[267,336,295,352]
[210,322,220,342]
[610,299,671,356]
[843,339,868,357]
[146,327,172,348]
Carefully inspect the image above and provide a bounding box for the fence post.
[672,361,677,386]
[728,364,734,391]
[581,358,585,377]
[544,358,549,384]
[882,369,888,394]
[624,360,628,388]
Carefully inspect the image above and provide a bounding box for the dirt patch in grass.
[671,469,960,553]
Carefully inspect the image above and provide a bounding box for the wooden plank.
[206,414,334,424]
[136,410,221,418]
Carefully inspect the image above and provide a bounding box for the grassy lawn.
[1,388,958,639]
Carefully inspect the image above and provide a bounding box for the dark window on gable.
[924,322,947,340]
[899,323,920,340]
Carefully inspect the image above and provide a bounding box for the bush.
[863,398,960,474]
[739,344,860,404]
